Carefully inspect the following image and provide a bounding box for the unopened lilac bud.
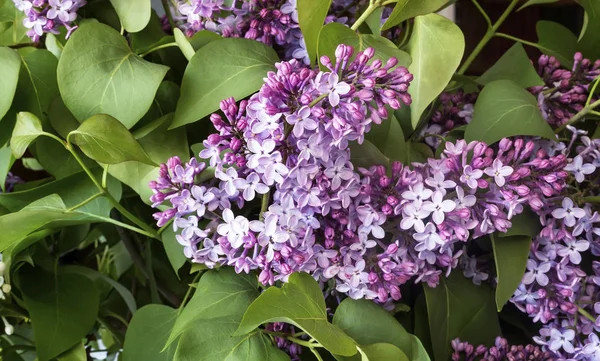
[230,137,242,151]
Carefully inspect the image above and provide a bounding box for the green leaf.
[172,38,278,128]
[62,265,137,314]
[500,209,541,238]
[0,1,28,46]
[332,299,417,358]
[162,226,187,274]
[423,273,502,361]
[11,112,50,159]
[518,0,559,11]
[129,10,167,52]
[48,97,80,139]
[492,234,532,311]
[536,20,577,68]
[382,0,450,31]
[465,80,555,145]
[108,113,188,201]
[578,0,600,60]
[57,342,86,361]
[189,30,222,51]
[57,22,169,129]
[0,46,20,120]
[408,142,434,163]
[174,28,195,61]
[69,114,156,166]
[123,305,177,361]
[317,23,411,71]
[477,43,544,88]
[298,0,332,64]
[45,33,64,59]
[235,272,357,356]
[350,140,389,169]
[12,49,59,121]
[35,136,92,179]
[0,145,15,192]
[174,319,290,361]
[365,7,384,35]
[166,268,259,346]
[109,0,151,33]
[365,115,408,164]
[407,14,464,128]
[357,344,409,361]
[18,265,100,361]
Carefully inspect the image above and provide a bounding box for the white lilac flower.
[551,197,585,227]
[564,155,595,182]
[233,173,269,201]
[484,159,513,187]
[216,209,250,249]
[460,165,483,189]
[548,328,575,353]
[401,183,432,207]
[422,191,456,225]
[400,203,430,233]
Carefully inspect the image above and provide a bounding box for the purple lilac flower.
[1,173,22,193]
[531,52,600,126]
[451,337,557,361]
[12,0,86,41]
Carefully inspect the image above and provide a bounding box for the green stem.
[555,98,600,133]
[457,0,520,75]
[66,192,104,212]
[590,110,600,117]
[309,93,328,107]
[161,0,177,30]
[259,191,270,221]
[587,75,600,107]
[494,33,554,54]
[310,348,325,361]
[351,1,378,31]
[286,337,324,349]
[583,196,600,204]
[578,306,596,323]
[66,143,159,239]
[178,272,202,315]
[471,0,492,28]
[145,241,161,304]
[139,42,178,57]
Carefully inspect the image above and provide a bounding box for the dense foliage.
[0,0,599,360]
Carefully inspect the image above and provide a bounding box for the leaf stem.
[555,98,600,133]
[310,348,325,361]
[494,32,554,54]
[178,272,202,315]
[66,192,104,212]
[66,143,160,239]
[139,42,178,58]
[457,0,520,75]
[578,306,596,323]
[351,1,378,31]
[583,196,600,204]
[586,75,600,107]
[259,191,270,221]
[471,0,492,28]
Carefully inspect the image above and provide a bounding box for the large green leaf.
[357,344,408,361]
[18,266,100,361]
[35,136,92,179]
[172,38,278,128]
[174,319,290,361]
[189,31,222,51]
[464,80,555,145]
[12,49,59,121]
[500,210,541,238]
[298,0,332,64]
[317,23,411,71]
[0,46,20,120]
[333,299,429,360]
[123,305,177,361]
[349,140,389,169]
[235,272,357,357]
[423,273,502,361]
[0,1,28,46]
[56,342,87,361]
[477,43,543,88]
[536,20,577,68]
[162,226,187,274]
[578,0,600,59]
[382,0,449,31]
[69,114,156,166]
[0,145,15,192]
[406,14,464,128]
[109,0,151,33]
[365,115,408,164]
[492,234,532,311]
[57,22,169,129]
[108,113,188,201]
[10,112,51,159]
[166,269,259,346]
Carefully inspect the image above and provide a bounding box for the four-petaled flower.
[217,209,250,249]
[551,198,585,227]
[484,159,513,187]
[422,191,456,224]
[565,155,595,183]
[460,165,483,189]
[522,259,551,286]
[317,73,351,107]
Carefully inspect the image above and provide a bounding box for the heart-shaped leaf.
[0,46,20,120]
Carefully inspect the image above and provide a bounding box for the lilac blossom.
[12,0,86,41]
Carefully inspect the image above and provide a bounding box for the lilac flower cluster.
[531,52,600,126]
[174,0,362,64]
[508,129,600,360]
[1,173,22,194]
[265,323,303,360]
[150,44,416,301]
[420,90,478,148]
[12,0,86,42]
[451,337,556,361]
